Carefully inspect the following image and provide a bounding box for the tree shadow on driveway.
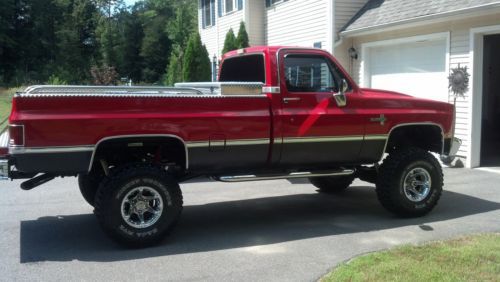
[20,186,500,263]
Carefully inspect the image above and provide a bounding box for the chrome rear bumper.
[0,159,8,180]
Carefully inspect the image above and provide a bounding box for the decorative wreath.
[448,65,470,98]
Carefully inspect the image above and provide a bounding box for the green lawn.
[0,87,20,131]
[322,233,500,282]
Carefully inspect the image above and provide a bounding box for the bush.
[236,21,249,49]
[46,75,68,85]
[182,32,211,82]
[222,28,238,55]
[165,46,184,86]
[90,65,118,85]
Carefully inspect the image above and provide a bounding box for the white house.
[198,0,500,168]
[198,0,367,60]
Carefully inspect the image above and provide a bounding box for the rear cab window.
[219,54,266,83]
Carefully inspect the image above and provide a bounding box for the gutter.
[340,3,500,38]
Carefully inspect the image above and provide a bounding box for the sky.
[124,0,139,6]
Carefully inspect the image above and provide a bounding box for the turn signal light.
[8,125,24,146]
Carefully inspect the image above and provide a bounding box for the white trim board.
[359,32,451,92]
[467,24,500,168]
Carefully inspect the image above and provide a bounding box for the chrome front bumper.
[450,137,462,157]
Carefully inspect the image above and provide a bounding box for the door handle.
[283,97,301,104]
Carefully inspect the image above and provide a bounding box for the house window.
[225,0,234,13]
[201,0,215,28]
[266,0,286,7]
[221,0,242,15]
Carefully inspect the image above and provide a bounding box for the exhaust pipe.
[21,173,55,190]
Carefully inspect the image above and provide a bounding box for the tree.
[236,21,249,49]
[182,32,211,82]
[222,28,237,55]
[165,45,183,85]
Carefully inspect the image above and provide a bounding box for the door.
[480,34,500,166]
[367,38,448,102]
[278,51,365,168]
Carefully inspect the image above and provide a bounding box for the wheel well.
[386,125,443,154]
[90,136,187,173]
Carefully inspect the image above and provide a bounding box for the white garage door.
[367,38,448,102]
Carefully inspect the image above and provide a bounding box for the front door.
[278,50,365,168]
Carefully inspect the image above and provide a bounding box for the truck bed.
[8,84,273,174]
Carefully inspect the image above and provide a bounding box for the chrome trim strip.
[9,145,94,154]
[89,134,189,172]
[0,159,8,180]
[262,86,281,94]
[186,139,270,148]
[217,169,355,182]
[364,135,388,141]
[283,135,364,144]
[187,135,384,148]
[226,139,269,146]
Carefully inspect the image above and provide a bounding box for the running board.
[216,169,355,183]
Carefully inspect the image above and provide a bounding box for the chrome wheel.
[121,186,163,229]
[403,167,431,202]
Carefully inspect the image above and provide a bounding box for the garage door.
[367,38,448,102]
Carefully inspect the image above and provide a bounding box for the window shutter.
[237,0,243,10]
[218,0,223,17]
[211,0,216,24]
[201,0,206,28]
[265,0,270,8]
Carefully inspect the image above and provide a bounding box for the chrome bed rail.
[19,85,204,96]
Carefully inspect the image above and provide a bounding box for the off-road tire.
[309,176,355,193]
[78,169,105,207]
[376,147,443,217]
[94,164,183,247]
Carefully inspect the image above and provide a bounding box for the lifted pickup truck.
[1,46,458,247]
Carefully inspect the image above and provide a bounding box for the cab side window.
[284,55,338,93]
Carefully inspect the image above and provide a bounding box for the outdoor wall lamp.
[348,47,358,60]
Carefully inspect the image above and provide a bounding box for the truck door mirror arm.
[333,79,348,107]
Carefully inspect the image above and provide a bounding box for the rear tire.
[94,164,183,247]
[309,176,354,193]
[376,147,443,217]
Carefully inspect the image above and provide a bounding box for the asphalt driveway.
[0,167,499,281]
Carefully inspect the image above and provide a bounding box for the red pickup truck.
[0,46,458,247]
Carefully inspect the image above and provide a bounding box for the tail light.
[8,124,24,146]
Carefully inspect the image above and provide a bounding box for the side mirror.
[333,79,348,107]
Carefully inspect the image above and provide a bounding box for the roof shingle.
[342,0,500,33]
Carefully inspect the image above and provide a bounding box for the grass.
[321,233,500,282]
[0,87,21,131]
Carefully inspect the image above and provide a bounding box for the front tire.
[94,164,183,247]
[309,176,354,193]
[376,147,443,217]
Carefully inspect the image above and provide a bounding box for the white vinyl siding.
[266,0,330,51]
[246,0,265,46]
[216,9,245,55]
[334,0,369,40]
[345,13,500,161]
